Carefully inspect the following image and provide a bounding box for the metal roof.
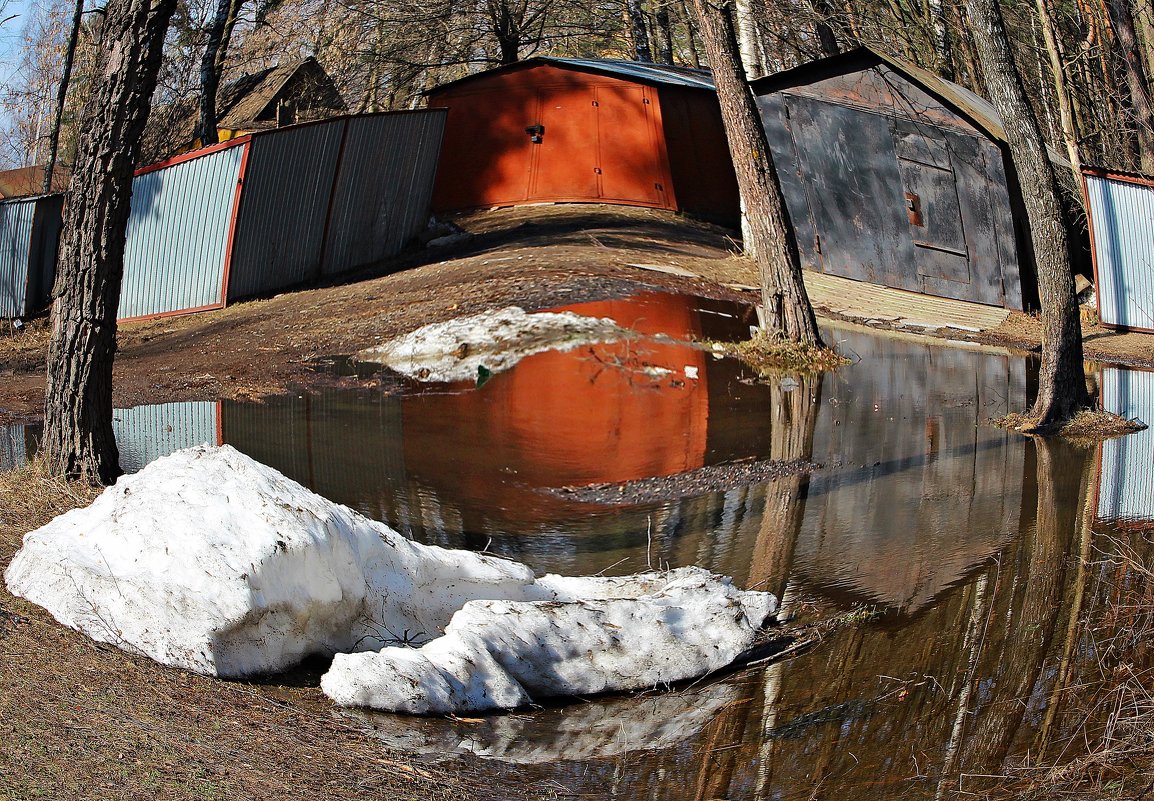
[427,57,716,94]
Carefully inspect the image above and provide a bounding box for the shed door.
[530,87,600,200]
[594,85,667,206]
[891,121,972,293]
[785,96,918,291]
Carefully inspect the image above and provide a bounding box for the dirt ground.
[1,203,1151,425]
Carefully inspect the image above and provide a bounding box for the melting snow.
[4,445,775,714]
[356,306,629,383]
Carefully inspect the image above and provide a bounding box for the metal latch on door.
[525,125,545,143]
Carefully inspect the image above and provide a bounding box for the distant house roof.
[427,56,717,94]
[141,57,346,163]
[0,164,69,199]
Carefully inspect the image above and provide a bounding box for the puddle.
[3,290,1153,798]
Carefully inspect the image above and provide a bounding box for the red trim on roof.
[1083,165,1154,188]
[134,136,252,177]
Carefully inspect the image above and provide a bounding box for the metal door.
[593,85,667,206]
[891,120,973,297]
[529,87,600,201]
[785,96,918,291]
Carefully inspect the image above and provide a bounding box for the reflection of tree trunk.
[1036,444,1098,754]
[961,439,1086,765]
[749,374,823,601]
[692,675,760,800]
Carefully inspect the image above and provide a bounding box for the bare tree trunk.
[734,0,763,77]
[682,0,703,67]
[1105,0,1154,173]
[196,0,239,146]
[626,0,653,61]
[43,0,85,195]
[810,0,841,56]
[689,0,822,345]
[928,0,956,79]
[1037,0,1085,184]
[963,0,1088,431]
[43,0,179,484]
[655,3,675,63]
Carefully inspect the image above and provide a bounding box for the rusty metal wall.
[755,67,1025,310]
[226,120,344,300]
[1098,367,1154,521]
[1085,172,1154,331]
[321,110,445,277]
[0,197,43,318]
[118,143,246,320]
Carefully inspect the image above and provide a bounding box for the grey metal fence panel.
[0,198,39,318]
[118,144,245,320]
[26,194,63,313]
[112,401,221,473]
[321,110,446,277]
[1086,173,1154,330]
[1098,367,1154,522]
[227,120,344,300]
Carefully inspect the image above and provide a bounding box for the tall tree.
[195,0,245,147]
[42,0,179,483]
[42,0,84,193]
[688,0,823,345]
[1104,0,1154,172]
[962,0,1088,431]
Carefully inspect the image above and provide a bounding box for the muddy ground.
[2,203,1150,425]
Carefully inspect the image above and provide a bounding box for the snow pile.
[356,306,628,383]
[323,570,773,714]
[4,445,775,713]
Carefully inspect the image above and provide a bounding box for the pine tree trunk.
[688,0,822,345]
[963,0,1088,431]
[655,5,675,64]
[197,0,234,146]
[43,0,179,484]
[810,0,841,56]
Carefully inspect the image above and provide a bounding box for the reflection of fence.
[112,402,221,473]
[1084,169,1154,332]
[0,423,32,471]
[1098,367,1154,522]
[0,194,63,320]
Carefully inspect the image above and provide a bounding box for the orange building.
[425,58,740,226]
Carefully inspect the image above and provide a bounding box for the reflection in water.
[1099,366,1154,522]
[6,292,1153,799]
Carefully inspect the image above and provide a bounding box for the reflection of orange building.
[401,294,711,520]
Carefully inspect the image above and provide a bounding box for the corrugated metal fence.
[1085,169,1154,331]
[0,194,63,319]
[122,109,445,319]
[0,110,446,321]
[1098,366,1154,522]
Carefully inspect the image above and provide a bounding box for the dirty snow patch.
[357,306,629,383]
[4,445,776,713]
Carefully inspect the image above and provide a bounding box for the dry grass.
[0,466,506,801]
[717,330,851,376]
[996,409,1147,443]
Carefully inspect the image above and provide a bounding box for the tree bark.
[688,0,823,345]
[43,0,179,484]
[655,4,675,63]
[734,0,763,77]
[626,0,653,61]
[43,0,85,195]
[196,0,238,146]
[1037,0,1085,185]
[928,0,956,80]
[962,0,1088,430]
[810,0,840,56]
[1104,0,1154,173]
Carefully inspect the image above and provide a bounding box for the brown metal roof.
[426,56,717,95]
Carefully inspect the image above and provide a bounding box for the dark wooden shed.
[425,57,740,226]
[753,48,1041,310]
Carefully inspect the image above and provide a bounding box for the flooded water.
[3,291,1152,799]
